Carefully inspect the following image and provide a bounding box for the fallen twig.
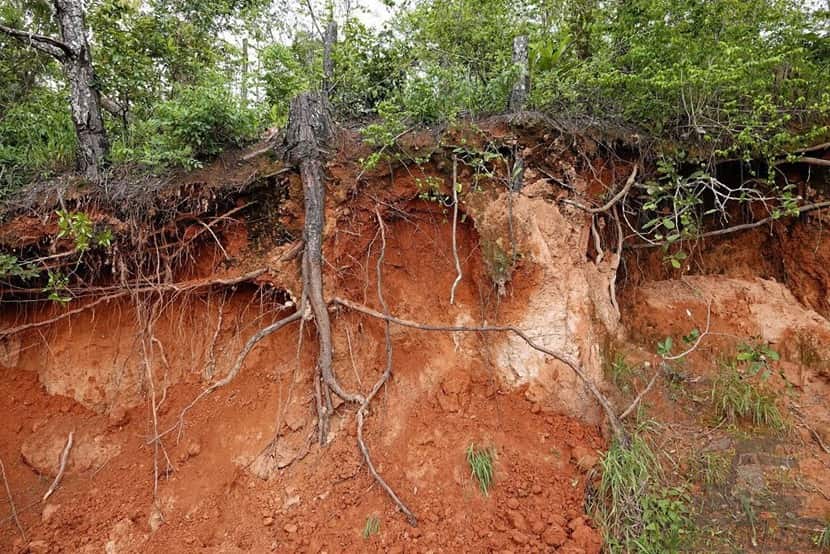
[0,457,25,541]
[43,431,74,502]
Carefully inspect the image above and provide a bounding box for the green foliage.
[261,38,320,124]
[466,443,495,495]
[0,254,38,280]
[44,270,71,304]
[56,210,112,252]
[593,434,692,552]
[711,360,785,431]
[362,515,380,539]
[532,0,830,158]
[0,87,76,190]
[331,21,408,119]
[126,75,261,169]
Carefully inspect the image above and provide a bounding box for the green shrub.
[0,87,76,192]
[128,74,261,169]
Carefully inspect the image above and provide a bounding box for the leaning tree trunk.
[55,0,108,181]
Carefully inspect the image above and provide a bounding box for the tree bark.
[284,92,360,444]
[54,0,108,181]
[0,0,108,181]
[509,35,529,112]
[322,20,337,97]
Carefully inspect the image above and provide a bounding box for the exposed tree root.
[0,457,25,541]
[330,297,628,445]
[628,200,830,248]
[562,165,638,214]
[355,210,418,524]
[160,310,302,443]
[0,269,268,338]
[449,156,463,305]
[43,431,74,502]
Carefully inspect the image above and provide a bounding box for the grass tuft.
[466,443,495,495]
[362,515,380,539]
[592,433,691,552]
[711,365,785,431]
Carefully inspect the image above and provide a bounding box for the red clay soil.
[0,202,604,553]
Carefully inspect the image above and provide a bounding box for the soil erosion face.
[0,189,609,552]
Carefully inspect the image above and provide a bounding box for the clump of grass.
[362,515,380,539]
[592,434,691,552]
[466,443,495,495]
[711,365,785,431]
[815,521,830,551]
[693,450,733,487]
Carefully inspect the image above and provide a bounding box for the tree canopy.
[1,0,828,189]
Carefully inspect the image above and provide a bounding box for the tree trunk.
[284,92,362,444]
[322,20,337,97]
[509,35,529,112]
[54,0,108,181]
[0,0,108,181]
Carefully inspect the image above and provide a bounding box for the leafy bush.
[261,38,320,125]
[126,74,261,170]
[531,0,830,159]
[0,87,76,192]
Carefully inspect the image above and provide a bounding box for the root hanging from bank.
[354,210,418,525]
[331,297,627,445]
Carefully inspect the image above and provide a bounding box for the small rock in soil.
[571,446,598,472]
[42,503,60,523]
[542,523,567,547]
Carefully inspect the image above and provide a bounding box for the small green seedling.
[466,443,495,495]
[362,515,380,539]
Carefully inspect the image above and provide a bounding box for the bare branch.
[0,23,73,60]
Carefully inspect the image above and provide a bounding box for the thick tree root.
[331,297,628,445]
